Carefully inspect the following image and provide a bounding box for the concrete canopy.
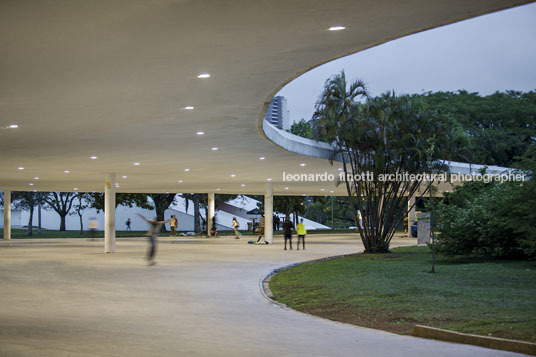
[0,0,530,195]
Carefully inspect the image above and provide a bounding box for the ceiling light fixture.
[64,170,70,174]
[8,124,19,129]
[259,157,265,160]
[285,187,289,190]
[184,106,195,110]
[184,168,190,172]
[230,174,236,178]
[122,175,127,179]
[300,163,306,167]
[328,26,346,31]
[90,156,97,160]
[241,184,245,187]
[29,183,34,186]
[178,180,183,183]
[34,177,39,180]
[74,188,78,191]
[196,131,204,135]
[211,147,218,151]
[197,73,211,79]
[267,178,272,181]
[18,167,24,170]
[134,162,140,166]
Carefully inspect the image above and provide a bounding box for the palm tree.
[313,72,458,253]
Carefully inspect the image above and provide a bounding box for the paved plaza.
[0,235,524,356]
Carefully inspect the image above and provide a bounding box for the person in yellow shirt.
[296,219,307,250]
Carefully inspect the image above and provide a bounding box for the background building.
[263,96,290,130]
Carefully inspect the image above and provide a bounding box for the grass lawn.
[0,228,266,239]
[269,246,536,342]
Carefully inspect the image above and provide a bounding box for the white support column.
[207,192,215,236]
[408,195,416,226]
[264,183,273,244]
[104,173,116,253]
[3,190,11,240]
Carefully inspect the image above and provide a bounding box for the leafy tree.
[148,194,177,232]
[12,191,40,236]
[288,119,314,139]
[44,192,78,231]
[417,90,536,166]
[274,195,305,226]
[313,71,461,253]
[87,193,152,212]
[70,193,90,235]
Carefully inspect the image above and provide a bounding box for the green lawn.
[269,246,536,342]
[0,228,266,239]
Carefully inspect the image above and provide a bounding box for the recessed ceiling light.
[90,156,97,160]
[64,170,70,174]
[216,188,220,191]
[34,177,39,180]
[330,190,334,193]
[29,183,34,186]
[230,174,236,178]
[267,178,272,181]
[184,168,190,172]
[285,187,289,190]
[184,106,195,110]
[259,157,265,160]
[122,175,127,179]
[8,124,18,129]
[321,188,325,191]
[328,26,346,31]
[196,131,204,135]
[300,163,306,167]
[197,73,211,78]
[241,184,246,187]
[166,192,169,194]
[134,162,140,166]
[33,189,37,192]
[302,193,306,196]
[338,168,343,171]
[18,166,24,170]
[74,187,78,191]
[211,147,218,151]
[178,180,183,183]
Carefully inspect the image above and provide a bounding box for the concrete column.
[408,195,416,226]
[207,192,215,236]
[104,173,116,253]
[264,183,273,244]
[3,190,11,240]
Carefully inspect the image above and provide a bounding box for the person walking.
[296,218,307,250]
[137,214,170,266]
[169,214,177,237]
[283,217,294,250]
[126,218,131,231]
[232,217,240,239]
[256,214,266,244]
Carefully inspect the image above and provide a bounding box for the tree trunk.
[79,212,83,235]
[60,214,66,231]
[193,197,200,232]
[38,202,42,234]
[27,206,34,236]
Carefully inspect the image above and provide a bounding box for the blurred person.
[232,217,240,239]
[126,218,131,231]
[169,214,177,237]
[256,214,266,244]
[137,214,170,266]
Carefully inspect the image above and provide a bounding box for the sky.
[278,2,536,124]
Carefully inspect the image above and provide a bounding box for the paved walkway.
[0,235,524,356]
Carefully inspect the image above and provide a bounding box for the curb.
[412,325,536,356]
[259,252,360,307]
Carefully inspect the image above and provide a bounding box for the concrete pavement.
[0,235,525,356]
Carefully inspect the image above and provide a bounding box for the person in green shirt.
[296,219,307,250]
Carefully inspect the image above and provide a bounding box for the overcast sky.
[278,2,536,123]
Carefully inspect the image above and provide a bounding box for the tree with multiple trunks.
[312,71,462,253]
